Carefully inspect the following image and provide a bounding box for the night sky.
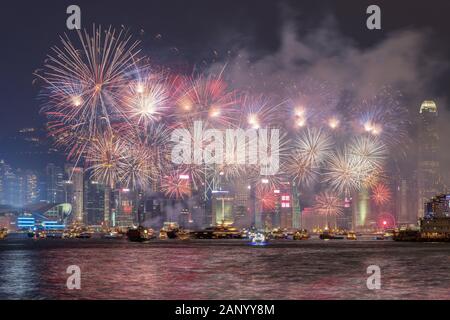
[1,0,450,170]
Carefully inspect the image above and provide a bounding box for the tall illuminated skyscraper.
[0,160,17,206]
[84,179,106,226]
[64,165,84,223]
[45,163,64,204]
[113,188,136,228]
[417,100,441,219]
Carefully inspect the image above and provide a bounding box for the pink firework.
[161,171,192,199]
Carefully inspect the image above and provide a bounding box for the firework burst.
[119,141,153,190]
[174,74,238,129]
[314,191,344,229]
[123,69,175,129]
[86,132,128,187]
[323,149,364,195]
[161,171,191,199]
[38,26,141,137]
[371,183,392,206]
[314,191,344,217]
[293,127,333,167]
[349,135,387,173]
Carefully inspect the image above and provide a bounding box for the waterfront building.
[16,169,39,207]
[276,181,294,230]
[64,165,84,223]
[232,180,251,228]
[292,182,301,229]
[84,179,107,226]
[420,194,450,239]
[16,202,72,230]
[211,190,234,225]
[337,197,353,230]
[45,163,65,204]
[417,100,441,219]
[0,160,17,206]
[113,188,136,228]
[179,208,193,229]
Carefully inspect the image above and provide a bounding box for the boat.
[160,222,180,239]
[319,229,344,240]
[212,225,242,239]
[293,229,310,240]
[192,227,215,239]
[102,231,124,239]
[46,232,64,239]
[393,229,420,241]
[346,231,357,240]
[0,228,7,240]
[192,224,242,239]
[250,232,267,245]
[269,228,288,240]
[176,229,191,240]
[240,227,258,239]
[76,232,92,239]
[127,226,155,242]
[27,230,46,239]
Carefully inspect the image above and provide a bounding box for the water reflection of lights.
[0,251,38,298]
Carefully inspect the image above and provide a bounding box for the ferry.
[176,229,191,240]
[393,229,420,241]
[127,226,156,242]
[319,229,344,240]
[159,222,180,239]
[102,231,125,239]
[393,194,450,242]
[269,228,288,240]
[192,224,242,239]
[346,231,357,240]
[76,232,92,239]
[293,229,310,240]
[0,228,7,240]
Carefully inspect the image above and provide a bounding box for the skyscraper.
[45,163,64,204]
[84,179,107,226]
[64,165,84,223]
[232,180,251,228]
[113,188,135,228]
[211,190,234,225]
[0,160,17,206]
[16,169,39,206]
[417,100,440,219]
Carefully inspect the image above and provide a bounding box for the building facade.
[417,100,441,219]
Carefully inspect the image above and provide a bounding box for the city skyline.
[0,98,447,232]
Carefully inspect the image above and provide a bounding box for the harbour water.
[1,239,449,300]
